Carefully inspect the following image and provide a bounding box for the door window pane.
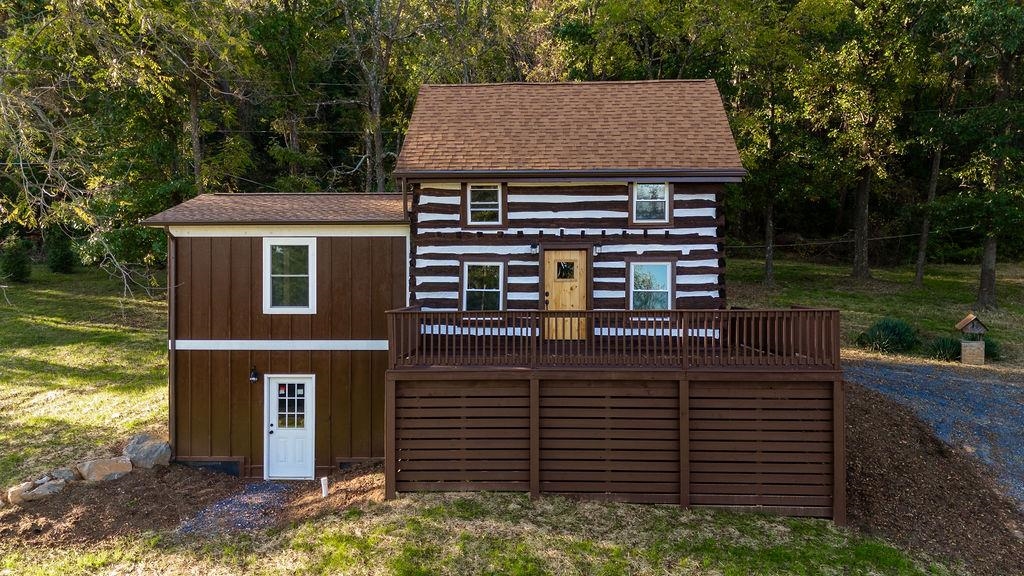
[556,261,575,280]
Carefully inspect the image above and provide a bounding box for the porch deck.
[387,308,841,372]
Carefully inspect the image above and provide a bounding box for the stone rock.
[6,482,35,506]
[76,456,132,482]
[50,467,81,482]
[123,434,171,469]
[22,480,65,501]
[33,476,50,486]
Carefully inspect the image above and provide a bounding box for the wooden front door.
[543,249,588,339]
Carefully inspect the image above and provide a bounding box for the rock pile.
[2,434,171,507]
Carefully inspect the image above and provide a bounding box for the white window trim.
[632,182,671,224]
[262,237,317,315]
[466,183,504,225]
[462,261,505,311]
[628,261,673,311]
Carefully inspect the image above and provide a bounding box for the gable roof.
[394,80,744,179]
[142,193,407,226]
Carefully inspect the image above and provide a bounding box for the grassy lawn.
[0,266,167,488]
[2,258,1019,574]
[1,492,959,575]
[727,258,1024,369]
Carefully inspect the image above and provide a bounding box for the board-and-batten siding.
[413,183,725,310]
[170,235,406,475]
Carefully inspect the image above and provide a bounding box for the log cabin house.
[146,80,846,522]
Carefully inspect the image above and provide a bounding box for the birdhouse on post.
[955,313,988,365]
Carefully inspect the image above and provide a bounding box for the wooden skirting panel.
[388,370,845,522]
[540,380,680,504]
[394,380,531,493]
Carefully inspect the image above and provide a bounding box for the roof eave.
[141,218,410,227]
[392,167,747,182]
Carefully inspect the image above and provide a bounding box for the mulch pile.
[278,460,384,524]
[846,383,1024,575]
[0,465,246,546]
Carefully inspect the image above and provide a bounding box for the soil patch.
[0,465,246,546]
[847,383,1024,575]
[277,460,384,525]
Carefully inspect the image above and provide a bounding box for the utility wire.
[725,226,976,250]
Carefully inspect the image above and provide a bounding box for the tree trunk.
[188,79,203,195]
[913,146,941,287]
[371,87,385,192]
[852,167,872,279]
[977,234,997,310]
[287,110,300,178]
[363,130,373,194]
[764,199,775,288]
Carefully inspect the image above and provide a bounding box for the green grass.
[0,266,167,488]
[1,493,961,575]
[726,259,1024,367]
[2,258,1017,574]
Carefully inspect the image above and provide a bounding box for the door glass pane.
[295,414,305,428]
[278,399,286,413]
[278,414,287,427]
[296,398,305,414]
[556,261,575,280]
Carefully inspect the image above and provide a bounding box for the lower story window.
[630,262,672,310]
[463,262,503,310]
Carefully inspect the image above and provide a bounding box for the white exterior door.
[265,375,315,479]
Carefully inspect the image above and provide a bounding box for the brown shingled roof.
[142,193,407,226]
[394,80,744,178]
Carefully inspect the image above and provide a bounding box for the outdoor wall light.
[249,366,260,384]
[593,244,603,256]
[530,244,539,255]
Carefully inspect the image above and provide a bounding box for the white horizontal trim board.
[508,276,540,284]
[419,227,718,237]
[415,276,456,285]
[418,244,717,257]
[594,261,626,269]
[674,193,716,202]
[594,290,625,298]
[679,259,720,268]
[674,208,716,218]
[509,210,626,219]
[680,290,720,298]
[168,224,410,238]
[416,291,459,300]
[599,244,719,254]
[508,292,539,300]
[507,194,628,203]
[419,183,461,190]
[417,245,534,255]
[418,195,461,205]
[173,339,389,351]
[417,213,460,222]
[416,258,461,267]
[676,274,719,285]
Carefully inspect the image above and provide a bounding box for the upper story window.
[629,262,672,310]
[263,238,317,314]
[632,183,670,224]
[463,262,503,310]
[466,183,503,225]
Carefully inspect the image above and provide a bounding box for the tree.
[793,0,917,279]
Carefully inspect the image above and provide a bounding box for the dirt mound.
[279,460,384,524]
[847,383,1024,575]
[0,465,246,546]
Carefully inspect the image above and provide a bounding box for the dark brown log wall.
[412,182,726,310]
[173,349,387,477]
[174,236,406,340]
[388,371,845,521]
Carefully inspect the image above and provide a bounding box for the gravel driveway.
[845,361,1024,504]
